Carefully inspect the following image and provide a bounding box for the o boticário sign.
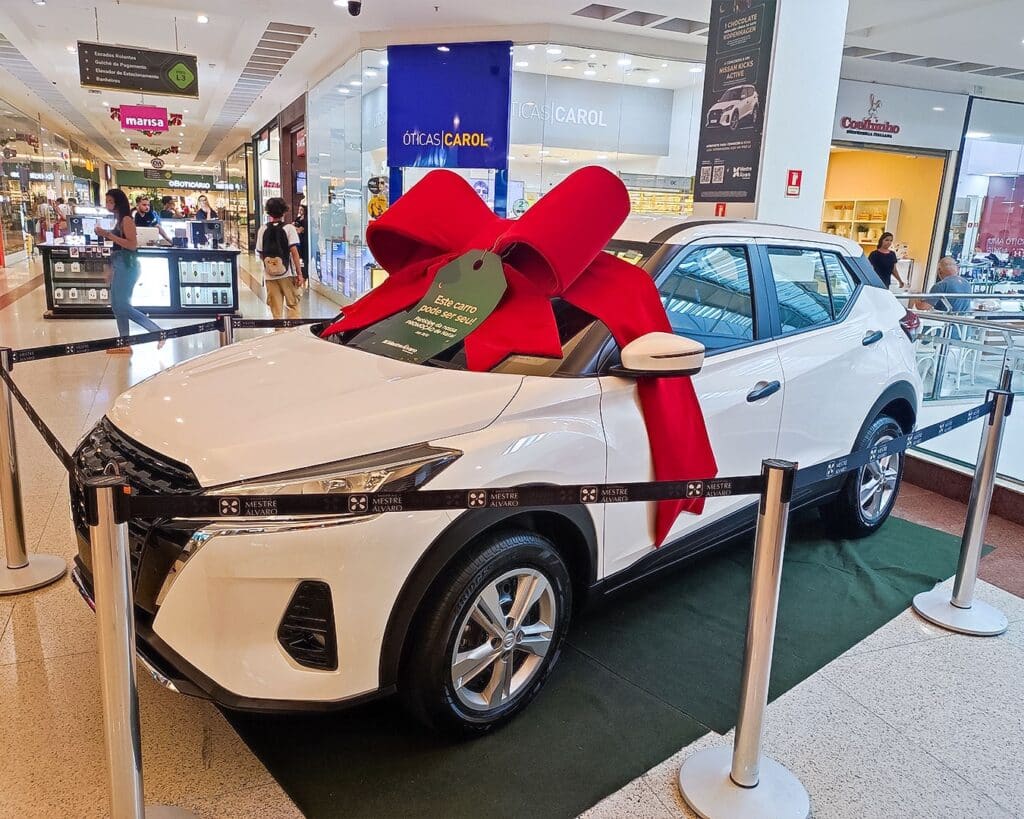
[78,41,199,99]
[120,104,169,133]
[387,41,512,170]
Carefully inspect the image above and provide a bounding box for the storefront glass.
[222,143,253,250]
[0,97,41,260]
[306,42,703,304]
[944,98,1024,286]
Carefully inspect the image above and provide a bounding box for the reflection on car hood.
[106,328,524,487]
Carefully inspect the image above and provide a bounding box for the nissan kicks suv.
[70,218,922,735]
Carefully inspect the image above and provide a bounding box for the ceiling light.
[33,0,46,5]
[589,53,597,59]
[102,101,109,107]
[381,59,388,67]
[661,62,669,68]
[437,46,450,52]
[596,154,608,160]
[547,47,563,55]
[689,66,703,73]
[932,106,945,112]
[561,65,573,70]
[364,69,378,77]
[583,69,597,76]
[617,57,632,66]
[66,45,77,54]
[350,80,362,86]
[559,158,569,164]
[527,44,537,51]
[515,60,529,67]
[197,14,209,23]
[539,150,550,156]
[338,87,351,94]
[183,109,189,113]
[966,131,991,139]
[647,77,661,84]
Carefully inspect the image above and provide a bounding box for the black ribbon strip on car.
[794,399,997,490]
[230,318,327,330]
[0,366,75,473]
[9,320,221,364]
[127,475,767,520]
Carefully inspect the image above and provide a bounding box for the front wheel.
[400,530,572,736]
[823,415,905,538]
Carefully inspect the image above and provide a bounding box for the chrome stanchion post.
[913,374,1012,636]
[0,347,66,594]
[679,460,809,819]
[218,314,234,348]
[85,476,196,819]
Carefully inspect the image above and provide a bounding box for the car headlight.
[207,443,461,503]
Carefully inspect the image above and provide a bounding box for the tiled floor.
[1,255,1022,818]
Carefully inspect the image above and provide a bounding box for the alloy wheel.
[450,568,557,712]
[858,434,900,523]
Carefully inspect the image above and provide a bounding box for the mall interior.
[0,1,1023,817]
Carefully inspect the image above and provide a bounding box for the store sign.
[120,104,169,133]
[296,129,306,158]
[694,0,777,205]
[117,170,216,190]
[833,80,968,151]
[78,42,199,98]
[387,41,512,170]
[511,73,672,156]
[7,171,54,181]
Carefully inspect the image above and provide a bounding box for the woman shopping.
[93,188,165,354]
[195,194,218,221]
[868,232,906,289]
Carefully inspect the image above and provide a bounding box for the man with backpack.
[256,197,304,319]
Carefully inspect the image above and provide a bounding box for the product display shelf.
[821,198,901,247]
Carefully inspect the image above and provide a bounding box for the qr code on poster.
[712,165,726,184]
[699,165,712,185]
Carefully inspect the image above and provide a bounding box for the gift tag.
[357,251,507,364]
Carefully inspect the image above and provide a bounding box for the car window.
[657,245,755,351]
[822,252,857,317]
[765,247,832,333]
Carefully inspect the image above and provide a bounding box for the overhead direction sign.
[78,41,199,98]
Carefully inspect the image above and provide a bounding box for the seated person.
[914,256,973,339]
[134,196,171,243]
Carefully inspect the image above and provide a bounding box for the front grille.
[71,418,201,613]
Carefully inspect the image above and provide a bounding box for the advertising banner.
[693,0,777,205]
[833,80,969,151]
[387,42,512,170]
[78,42,199,98]
[119,104,169,133]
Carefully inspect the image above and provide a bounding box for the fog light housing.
[277,581,338,671]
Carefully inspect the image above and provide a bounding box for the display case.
[40,242,241,319]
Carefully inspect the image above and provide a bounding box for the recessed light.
[559,158,569,164]
[527,44,537,51]
[561,64,573,70]
[102,101,109,107]
[596,154,608,160]
[589,53,597,59]
[338,87,351,94]
[197,14,208,23]
[932,106,945,112]
[547,47,563,55]
[689,66,703,73]
[515,60,529,68]
[437,46,450,52]
[183,109,189,113]
[364,69,378,77]
[66,45,77,54]
[617,57,632,66]
[539,150,550,156]
[661,62,669,68]
[584,69,597,76]
[380,59,388,67]
[966,131,991,139]
[647,77,661,84]
[350,80,362,86]
[33,0,46,5]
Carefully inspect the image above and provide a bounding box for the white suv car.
[706,84,760,130]
[70,218,922,735]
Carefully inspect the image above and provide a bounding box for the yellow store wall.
[824,148,945,287]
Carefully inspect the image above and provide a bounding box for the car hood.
[106,328,524,487]
[709,100,739,113]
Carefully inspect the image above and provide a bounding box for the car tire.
[750,104,760,126]
[823,414,905,538]
[729,115,739,131]
[400,529,573,737]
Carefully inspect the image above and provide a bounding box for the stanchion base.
[145,806,198,818]
[913,588,1008,636]
[679,746,809,819]
[0,554,66,595]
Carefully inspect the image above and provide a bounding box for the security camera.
[348,0,362,15]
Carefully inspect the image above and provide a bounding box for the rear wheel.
[824,415,905,538]
[400,530,572,736]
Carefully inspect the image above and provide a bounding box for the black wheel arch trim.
[378,503,598,690]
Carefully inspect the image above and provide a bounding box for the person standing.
[133,196,172,242]
[195,194,217,221]
[292,204,309,284]
[867,232,905,289]
[256,197,303,319]
[35,196,54,247]
[93,188,165,354]
[159,196,177,219]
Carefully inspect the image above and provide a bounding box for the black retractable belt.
[0,365,75,473]
[230,317,326,330]
[10,320,221,364]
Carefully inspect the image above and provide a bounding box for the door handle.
[746,380,781,402]
[862,330,884,346]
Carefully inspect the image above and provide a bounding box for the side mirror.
[610,332,705,378]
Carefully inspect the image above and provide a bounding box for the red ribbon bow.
[322,166,717,544]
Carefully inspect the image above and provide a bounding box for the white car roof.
[614,216,865,258]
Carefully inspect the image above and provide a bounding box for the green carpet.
[226,513,964,819]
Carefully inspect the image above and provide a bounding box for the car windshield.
[324,239,661,376]
[720,88,745,102]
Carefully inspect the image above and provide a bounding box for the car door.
[756,241,891,469]
[600,241,785,578]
